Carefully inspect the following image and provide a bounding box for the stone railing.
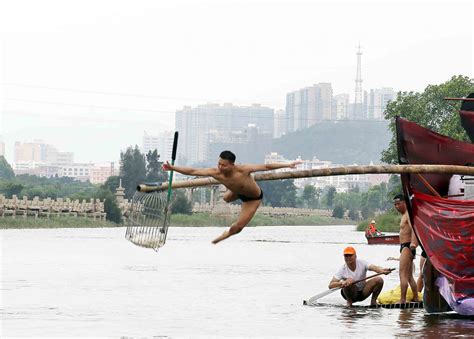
[0,195,107,220]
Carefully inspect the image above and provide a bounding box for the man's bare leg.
[212,199,261,244]
[399,247,417,303]
[223,190,239,203]
[362,277,384,306]
[342,285,358,307]
[416,256,426,293]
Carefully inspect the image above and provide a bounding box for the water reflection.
[396,309,417,330]
[419,313,474,337]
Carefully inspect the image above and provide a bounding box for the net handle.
[167,131,179,201]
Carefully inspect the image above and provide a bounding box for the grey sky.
[0,0,472,163]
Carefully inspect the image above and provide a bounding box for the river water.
[1,225,473,337]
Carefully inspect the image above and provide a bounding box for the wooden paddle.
[303,268,395,305]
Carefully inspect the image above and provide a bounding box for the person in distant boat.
[328,246,392,307]
[365,220,382,237]
[162,150,302,244]
[393,194,419,303]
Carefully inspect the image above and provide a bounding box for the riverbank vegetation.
[0,216,117,229]
[0,212,349,229]
[170,212,348,227]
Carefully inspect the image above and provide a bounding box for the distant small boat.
[366,234,400,245]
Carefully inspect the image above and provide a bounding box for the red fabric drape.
[411,191,474,298]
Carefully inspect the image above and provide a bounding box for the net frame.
[125,190,171,250]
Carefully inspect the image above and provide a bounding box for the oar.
[303,268,395,306]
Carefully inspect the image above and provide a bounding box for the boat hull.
[366,235,400,245]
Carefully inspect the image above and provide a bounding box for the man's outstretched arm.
[162,162,215,177]
[242,160,303,173]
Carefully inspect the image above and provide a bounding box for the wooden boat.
[304,301,424,309]
[356,302,424,309]
[396,93,474,315]
[366,234,399,245]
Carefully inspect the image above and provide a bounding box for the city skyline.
[1,0,472,163]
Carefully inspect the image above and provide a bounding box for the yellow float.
[377,285,423,304]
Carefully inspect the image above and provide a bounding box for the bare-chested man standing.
[393,194,419,303]
[162,150,301,244]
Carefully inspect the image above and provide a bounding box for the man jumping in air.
[162,150,301,244]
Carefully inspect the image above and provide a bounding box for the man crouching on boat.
[328,246,392,306]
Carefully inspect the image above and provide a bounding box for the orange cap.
[343,246,356,255]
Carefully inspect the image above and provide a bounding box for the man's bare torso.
[211,165,261,197]
[399,212,412,243]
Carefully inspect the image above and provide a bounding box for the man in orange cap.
[328,246,392,306]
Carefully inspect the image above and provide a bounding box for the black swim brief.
[400,242,416,259]
[238,189,263,202]
[341,289,365,302]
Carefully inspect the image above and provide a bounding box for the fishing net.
[125,131,179,251]
[125,189,171,251]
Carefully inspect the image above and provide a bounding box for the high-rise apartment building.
[142,131,174,161]
[286,83,333,132]
[368,88,395,120]
[14,141,42,163]
[14,141,74,165]
[273,109,287,138]
[333,94,350,120]
[175,103,274,165]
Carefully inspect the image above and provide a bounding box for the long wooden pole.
[137,164,474,192]
[303,268,396,305]
[416,174,441,197]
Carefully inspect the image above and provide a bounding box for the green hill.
[273,120,391,165]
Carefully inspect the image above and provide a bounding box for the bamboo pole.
[137,164,474,193]
[416,174,441,197]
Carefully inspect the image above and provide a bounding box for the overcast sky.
[0,0,472,163]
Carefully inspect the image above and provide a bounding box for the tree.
[103,176,121,193]
[96,187,122,224]
[382,75,474,164]
[360,205,370,220]
[172,190,193,215]
[348,208,359,221]
[0,156,14,180]
[0,182,24,198]
[259,180,297,207]
[332,204,345,219]
[146,150,168,183]
[301,185,318,208]
[325,186,337,209]
[120,146,147,199]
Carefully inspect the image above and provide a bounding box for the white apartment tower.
[142,131,174,161]
[368,88,395,120]
[286,83,334,132]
